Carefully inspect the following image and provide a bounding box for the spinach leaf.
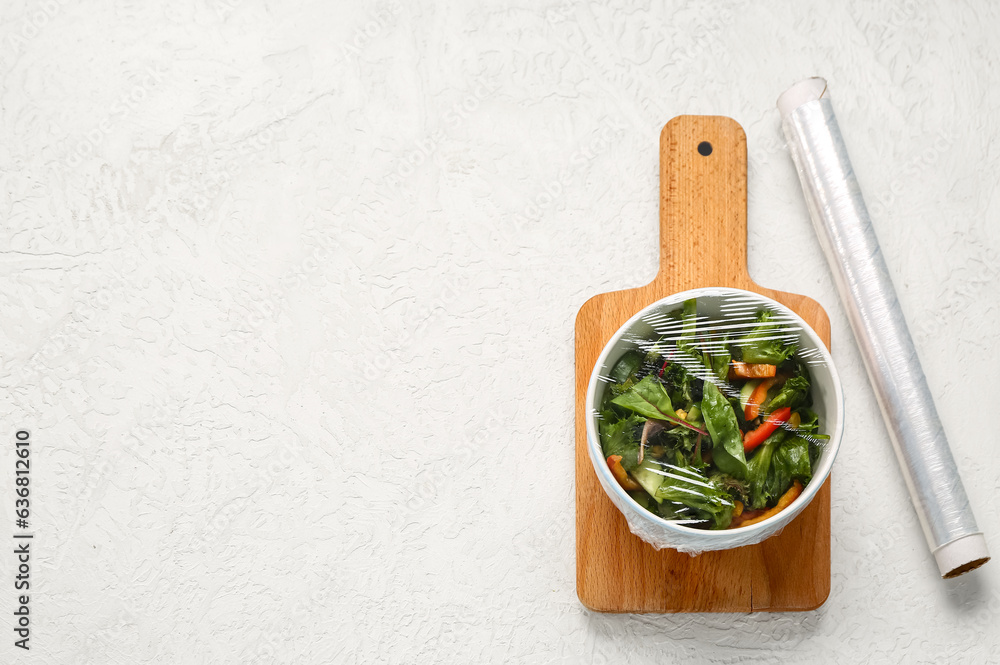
[598,413,643,471]
[768,375,811,411]
[611,375,676,421]
[611,376,708,435]
[739,310,798,364]
[790,408,826,465]
[772,435,812,487]
[700,381,748,480]
[728,395,749,431]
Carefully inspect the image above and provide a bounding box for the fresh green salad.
[598,298,827,530]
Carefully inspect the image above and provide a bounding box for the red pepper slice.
[743,406,792,452]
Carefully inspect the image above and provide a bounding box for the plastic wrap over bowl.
[585,287,844,554]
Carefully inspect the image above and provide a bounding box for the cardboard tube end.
[935,533,990,579]
[777,77,829,119]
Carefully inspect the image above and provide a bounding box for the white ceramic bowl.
[586,287,844,553]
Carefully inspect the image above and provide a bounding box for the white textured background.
[1,0,999,663]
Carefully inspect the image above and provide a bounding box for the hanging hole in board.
[697,141,712,156]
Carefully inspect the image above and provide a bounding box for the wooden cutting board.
[575,115,831,613]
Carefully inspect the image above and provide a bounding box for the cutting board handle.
[655,115,752,290]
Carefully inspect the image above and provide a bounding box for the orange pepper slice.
[606,455,641,491]
[744,377,777,421]
[739,480,803,527]
[728,361,777,380]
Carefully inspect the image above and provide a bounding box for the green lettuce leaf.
[746,429,785,509]
[768,375,810,411]
[708,342,731,382]
[652,461,735,529]
[746,429,812,510]
[675,298,698,359]
[739,310,797,364]
[598,413,643,471]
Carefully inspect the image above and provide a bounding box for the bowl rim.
[585,286,845,539]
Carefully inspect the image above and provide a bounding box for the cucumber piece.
[630,458,666,503]
[609,351,642,383]
[739,379,760,411]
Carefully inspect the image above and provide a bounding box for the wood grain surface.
[575,115,831,613]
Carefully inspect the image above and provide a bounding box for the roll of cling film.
[777,78,990,578]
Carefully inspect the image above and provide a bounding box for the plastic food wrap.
[585,288,844,554]
[778,78,990,578]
